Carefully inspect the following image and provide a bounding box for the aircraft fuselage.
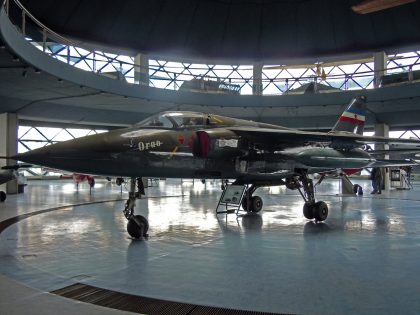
[16,125,372,183]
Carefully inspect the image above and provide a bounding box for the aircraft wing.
[227,127,420,149]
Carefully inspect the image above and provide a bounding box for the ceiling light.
[352,0,416,14]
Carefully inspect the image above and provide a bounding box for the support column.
[134,53,149,86]
[0,113,18,194]
[252,62,263,95]
[375,123,390,190]
[374,51,387,88]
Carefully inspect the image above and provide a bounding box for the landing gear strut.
[0,191,6,202]
[123,177,149,239]
[296,170,328,222]
[241,184,263,213]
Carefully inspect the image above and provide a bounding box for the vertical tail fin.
[331,95,367,135]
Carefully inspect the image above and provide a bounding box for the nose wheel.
[127,215,149,239]
[123,177,149,239]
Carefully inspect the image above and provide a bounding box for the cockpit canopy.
[137,112,232,129]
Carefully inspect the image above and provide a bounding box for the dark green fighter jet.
[12,96,420,238]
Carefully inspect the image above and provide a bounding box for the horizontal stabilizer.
[356,138,420,146]
[369,159,418,168]
[366,148,420,155]
[1,164,32,170]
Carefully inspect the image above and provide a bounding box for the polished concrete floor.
[1,178,420,315]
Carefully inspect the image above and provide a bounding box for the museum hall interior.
[1,1,420,314]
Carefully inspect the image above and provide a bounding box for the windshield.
[136,114,174,128]
[137,112,206,129]
[166,112,205,127]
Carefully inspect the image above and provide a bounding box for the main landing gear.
[241,184,263,213]
[216,181,263,214]
[123,177,149,239]
[219,171,327,221]
[293,170,328,222]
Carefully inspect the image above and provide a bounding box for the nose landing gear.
[127,214,149,239]
[123,177,149,239]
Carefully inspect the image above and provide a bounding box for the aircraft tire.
[127,215,149,239]
[88,178,95,188]
[251,196,263,213]
[303,202,314,219]
[314,201,328,221]
[0,191,6,202]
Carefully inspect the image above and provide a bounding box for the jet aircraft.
[0,164,29,201]
[0,168,15,202]
[9,96,420,238]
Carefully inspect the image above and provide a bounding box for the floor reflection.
[1,178,420,315]
[303,221,331,234]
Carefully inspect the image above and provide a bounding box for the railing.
[3,0,420,95]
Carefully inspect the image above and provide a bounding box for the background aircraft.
[0,168,15,202]
[9,96,420,238]
[61,173,96,188]
[0,164,29,202]
[40,167,97,188]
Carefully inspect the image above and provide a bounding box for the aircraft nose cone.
[12,130,129,176]
[15,137,91,168]
[13,132,115,173]
[15,146,51,165]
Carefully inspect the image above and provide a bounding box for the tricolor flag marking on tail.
[331,95,367,135]
[339,107,365,125]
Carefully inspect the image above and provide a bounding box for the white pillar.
[252,62,263,95]
[375,123,390,190]
[374,51,387,88]
[0,113,18,194]
[134,53,149,86]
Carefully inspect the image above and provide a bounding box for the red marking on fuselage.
[343,168,361,176]
[177,134,185,145]
[319,168,361,176]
